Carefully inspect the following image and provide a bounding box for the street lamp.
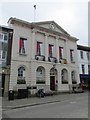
[2,69,5,73]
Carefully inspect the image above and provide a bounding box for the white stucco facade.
[77,46,90,75]
[8,18,80,93]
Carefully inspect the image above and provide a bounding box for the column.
[68,70,72,93]
[45,33,49,61]
[31,29,36,59]
[55,37,59,62]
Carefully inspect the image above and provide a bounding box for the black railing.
[48,57,57,63]
[35,55,45,61]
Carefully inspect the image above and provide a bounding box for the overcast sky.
[0,0,89,46]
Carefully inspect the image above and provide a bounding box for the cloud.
[0,1,88,45]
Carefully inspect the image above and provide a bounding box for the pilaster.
[45,33,49,61]
[31,29,36,59]
[55,37,59,62]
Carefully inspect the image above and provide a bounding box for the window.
[59,47,63,59]
[0,50,6,59]
[48,44,54,57]
[80,51,83,59]
[61,69,68,84]
[36,67,45,84]
[0,51,2,59]
[71,71,75,81]
[36,42,42,56]
[70,49,74,62]
[87,52,90,61]
[19,38,27,55]
[0,33,8,42]
[88,65,90,75]
[18,66,25,77]
[17,66,26,84]
[2,51,6,59]
[82,64,85,74]
[4,33,8,41]
[0,33,3,40]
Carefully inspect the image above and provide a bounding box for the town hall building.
[7,17,80,95]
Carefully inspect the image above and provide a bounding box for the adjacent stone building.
[8,17,80,94]
[0,25,13,96]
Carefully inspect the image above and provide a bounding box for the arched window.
[50,68,57,76]
[61,69,68,84]
[71,71,75,81]
[17,66,26,84]
[18,66,25,77]
[36,66,45,84]
[71,71,77,84]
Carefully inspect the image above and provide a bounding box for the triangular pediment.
[33,21,69,35]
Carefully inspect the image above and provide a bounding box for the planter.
[72,81,77,84]
[17,79,26,84]
[62,80,68,84]
[36,80,45,84]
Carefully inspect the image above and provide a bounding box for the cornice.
[8,17,78,41]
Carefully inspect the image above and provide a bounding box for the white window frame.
[19,38,27,55]
[0,33,8,42]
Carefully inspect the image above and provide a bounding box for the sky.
[0,0,89,46]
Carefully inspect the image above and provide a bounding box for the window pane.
[0,51,2,59]
[4,34,8,41]
[0,33,3,40]
[82,64,85,74]
[70,50,74,62]
[18,67,25,77]
[87,52,90,61]
[2,51,6,59]
[49,44,53,57]
[59,47,63,59]
[19,38,27,54]
[36,42,42,56]
[88,65,90,75]
[80,51,83,59]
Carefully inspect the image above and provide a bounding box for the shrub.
[36,80,45,84]
[17,79,26,84]
[62,80,68,84]
[72,81,77,84]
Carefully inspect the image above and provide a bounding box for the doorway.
[50,76,55,90]
[2,73,5,96]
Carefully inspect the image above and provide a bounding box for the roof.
[0,25,13,31]
[8,17,78,41]
[77,45,90,52]
[33,20,70,35]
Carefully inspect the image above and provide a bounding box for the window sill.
[36,80,45,84]
[19,53,27,56]
[71,61,75,63]
[17,79,26,84]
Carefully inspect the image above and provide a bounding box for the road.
[3,93,88,118]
